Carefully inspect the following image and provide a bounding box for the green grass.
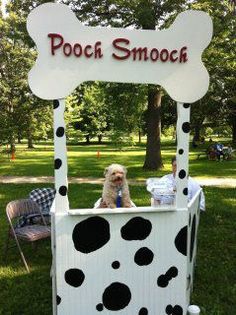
[0,139,235,314]
[0,184,235,315]
[0,140,235,179]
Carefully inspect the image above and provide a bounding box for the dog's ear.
[104,167,109,177]
[122,165,127,174]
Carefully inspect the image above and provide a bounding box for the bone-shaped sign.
[27,3,212,102]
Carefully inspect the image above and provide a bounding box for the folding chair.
[5,199,51,272]
[29,188,56,224]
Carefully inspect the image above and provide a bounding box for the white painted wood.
[187,190,201,299]
[53,99,69,214]
[176,102,191,209]
[55,209,189,315]
[27,3,212,103]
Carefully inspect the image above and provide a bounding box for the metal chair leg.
[12,231,30,273]
[4,231,11,262]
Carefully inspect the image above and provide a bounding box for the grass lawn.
[0,139,235,179]
[0,183,235,315]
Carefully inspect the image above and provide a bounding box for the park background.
[0,0,235,314]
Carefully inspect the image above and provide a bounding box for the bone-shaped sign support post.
[27,3,212,103]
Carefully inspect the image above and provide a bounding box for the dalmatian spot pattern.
[178,169,186,179]
[56,295,61,305]
[190,214,196,262]
[64,268,85,287]
[66,217,189,312]
[182,122,190,133]
[54,158,62,169]
[96,303,103,311]
[121,217,152,241]
[183,103,190,108]
[134,247,154,266]
[72,216,110,253]
[53,99,60,109]
[174,226,187,256]
[139,307,148,315]
[102,282,131,311]
[178,149,184,155]
[157,266,178,288]
[59,185,67,196]
[166,304,183,315]
[112,261,120,269]
[56,127,65,137]
[183,187,188,196]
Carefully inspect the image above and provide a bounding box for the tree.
[190,0,236,142]
[0,1,53,150]
[74,82,109,144]
[104,82,147,145]
[61,0,188,169]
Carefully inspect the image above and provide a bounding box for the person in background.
[214,142,224,161]
[224,143,233,160]
[161,156,205,211]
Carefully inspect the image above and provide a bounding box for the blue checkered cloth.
[15,188,56,228]
[29,188,56,215]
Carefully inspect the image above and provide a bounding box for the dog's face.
[104,164,127,187]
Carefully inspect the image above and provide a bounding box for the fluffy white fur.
[101,164,132,208]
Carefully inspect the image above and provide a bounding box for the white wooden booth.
[26,3,212,315]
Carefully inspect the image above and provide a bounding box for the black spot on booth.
[134,247,154,266]
[178,169,186,179]
[166,304,183,315]
[157,266,178,288]
[190,214,196,262]
[121,217,152,241]
[111,261,120,269]
[64,268,85,287]
[174,225,187,256]
[53,100,60,109]
[72,216,110,253]
[56,295,61,305]
[139,307,148,315]
[182,122,190,133]
[102,282,131,311]
[96,303,103,311]
[59,185,67,196]
[54,158,62,169]
[56,127,65,137]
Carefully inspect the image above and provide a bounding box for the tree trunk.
[85,135,90,144]
[193,125,201,142]
[28,136,34,148]
[17,133,22,144]
[98,134,102,144]
[138,129,141,144]
[143,87,163,170]
[9,135,16,157]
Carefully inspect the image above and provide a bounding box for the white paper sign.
[27,3,212,102]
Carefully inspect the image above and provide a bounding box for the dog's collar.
[116,188,122,207]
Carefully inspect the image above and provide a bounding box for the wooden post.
[176,102,191,209]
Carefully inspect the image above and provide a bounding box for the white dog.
[101,164,132,208]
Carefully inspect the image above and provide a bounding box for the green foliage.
[74,82,110,143]
[0,1,53,148]
[109,130,135,150]
[189,0,236,135]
